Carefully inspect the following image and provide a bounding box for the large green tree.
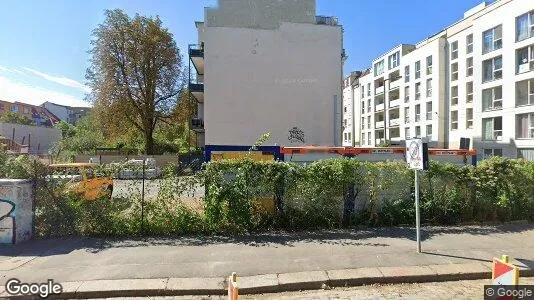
[86,9,184,154]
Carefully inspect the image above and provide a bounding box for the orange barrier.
[228,272,238,300]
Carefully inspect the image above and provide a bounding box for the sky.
[0,0,486,108]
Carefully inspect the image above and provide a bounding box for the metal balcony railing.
[316,16,338,26]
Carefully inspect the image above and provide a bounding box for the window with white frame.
[451,110,458,130]
[344,119,347,127]
[344,106,347,113]
[426,55,432,75]
[451,86,459,106]
[483,116,503,140]
[348,132,351,142]
[367,99,371,112]
[516,11,534,42]
[361,117,365,129]
[466,108,473,129]
[415,126,421,137]
[405,127,410,139]
[344,133,347,141]
[367,116,371,129]
[426,125,432,138]
[415,104,420,122]
[374,60,384,76]
[415,82,421,100]
[404,86,410,102]
[405,66,410,83]
[466,34,473,54]
[483,56,502,82]
[466,82,473,103]
[426,102,432,120]
[426,78,432,97]
[367,132,371,145]
[415,61,421,79]
[483,148,503,158]
[367,83,371,96]
[451,62,459,81]
[516,45,534,74]
[361,101,365,113]
[482,85,502,111]
[466,57,473,76]
[516,113,534,139]
[361,86,365,98]
[451,41,458,60]
[362,133,365,144]
[388,51,400,70]
[482,25,502,54]
[516,78,534,106]
[404,107,410,123]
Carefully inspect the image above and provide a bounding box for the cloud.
[22,67,91,93]
[0,66,25,75]
[0,74,90,107]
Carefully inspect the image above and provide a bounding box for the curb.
[2,263,534,299]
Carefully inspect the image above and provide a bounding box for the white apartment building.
[189,0,344,148]
[343,0,534,160]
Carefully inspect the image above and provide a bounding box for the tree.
[86,9,184,154]
[52,115,106,161]
[0,112,34,126]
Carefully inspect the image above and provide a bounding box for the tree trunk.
[144,128,155,155]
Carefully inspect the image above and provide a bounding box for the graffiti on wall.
[288,127,305,143]
[0,198,15,244]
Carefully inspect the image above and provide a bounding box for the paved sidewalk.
[1,223,533,297]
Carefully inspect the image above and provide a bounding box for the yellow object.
[49,163,113,200]
[211,151,274,161]
[228,272,238,300]
[501,254,509,263]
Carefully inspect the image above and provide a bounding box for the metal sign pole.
[414,168,421,253]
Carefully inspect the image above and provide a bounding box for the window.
[516,11,534,42]
[343,106,347,113]
[405,127,410,139]
[344,133,347,141]
[11,105,18,113]
[367,132,371,145]
[343,119,347,127]
[404,107,410,123]
[374,60,384,76]
[361,117,365,129]
[426,102,432,120]
[483,117,503,140]
[483,25,502,54]
[516,45,534,74]
[482,86,502,111]
[367,116,371,129]
[23,106,29,114]
[426,125,432,137]
[362,133,365,144]
[516,79,534,106]
[451,86,459,106]
[361,86,365,98]
[451,62,458,81]
[426,78,432,97]
[367,83,371,96]
[466,108,473,129]
[361,101,365,114]
[367,99,371,112]
[426,55,433,75]
[404,86,410,102]
[483,56,502,82]
[483,148,503,158]
[466,34,473,54]
[404,66,410,83]
[415,126,421,137]
[466,57,473,76]
[451,110,458,130]
[466,82,473,103]
[388,51,400,69]
[516,113,534,139]
[451,41,458,60]
[415,104,421,122]
[415,61,421,79]
[348,132,351,142]
[415,82,421,100]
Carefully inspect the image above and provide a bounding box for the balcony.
[189,82,204,102]
[375,86,384,95]
[376,121,385,128]
[389,118,400,127]
[375,102,384,111]
[389,78,401,90]
[189,44,204,75]
[316,16,339,26]
[389,98,401,108]
[191,117,204,132]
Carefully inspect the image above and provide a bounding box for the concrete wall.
[204,22,342,146]
[0,179,33,244]
[0,122,62,154]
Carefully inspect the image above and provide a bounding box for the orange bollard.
[228,272,238,300]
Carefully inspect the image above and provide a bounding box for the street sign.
[406,139,429,170]
[492,255,519,286]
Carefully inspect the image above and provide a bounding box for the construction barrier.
[228,272,238,300]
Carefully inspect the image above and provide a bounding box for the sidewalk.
[1,223,534,297]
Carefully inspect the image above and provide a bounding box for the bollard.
[228,272,238,300]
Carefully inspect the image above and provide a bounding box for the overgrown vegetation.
[2,151,533,237]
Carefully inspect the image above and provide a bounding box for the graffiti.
[288,127,305,143]
[0,198,16,244]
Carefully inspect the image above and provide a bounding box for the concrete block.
[166,277,226,295]
[237,274,279,294]
[278,270,328,291]
[378,265,437,283]
[427,263,491,280]
[75,278,167,298]
[327,267,384,286]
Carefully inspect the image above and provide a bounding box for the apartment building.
[41,101,90,125]
[189,0,344,148]
[343,0,534,160]
[0,100,60,127]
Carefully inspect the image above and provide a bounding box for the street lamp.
[382,75,402,146]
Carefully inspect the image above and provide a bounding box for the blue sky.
[0,0,485,108]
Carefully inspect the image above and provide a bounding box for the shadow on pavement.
[1,223,532,257]
[422,251,492,263]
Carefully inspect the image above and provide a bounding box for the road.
[93,278,534,299]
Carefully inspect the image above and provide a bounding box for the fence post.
[275,176,284,214]
[343,183,356,227]
[140,159,145,235]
